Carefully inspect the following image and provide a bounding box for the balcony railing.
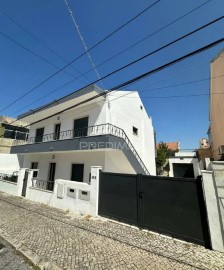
[13,123,150,175]
[31,179,54,191]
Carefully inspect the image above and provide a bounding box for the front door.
[71,164,84,182]
[21,170,29,197]
[48,163,56,191]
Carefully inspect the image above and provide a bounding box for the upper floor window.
[35,127,44,143]
[133,126,138,136]
[74,117,89,137]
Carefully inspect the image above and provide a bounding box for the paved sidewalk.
[0,192,223,270]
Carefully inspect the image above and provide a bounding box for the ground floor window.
[31,162,38,169]
[71,164,84,182]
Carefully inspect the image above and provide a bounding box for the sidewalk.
[0,191,223,270]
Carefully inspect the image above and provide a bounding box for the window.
[73,117,88,137]
[133,127,138,136]
[71,164,84,182]
[31,162,38,169]
[54,123,61,140]
[35,127,44,142]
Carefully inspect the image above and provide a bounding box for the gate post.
[90,166,102,216]
[201,170,224,252]
[137,174,144,228]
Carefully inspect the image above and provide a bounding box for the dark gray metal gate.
[98,172,211,248]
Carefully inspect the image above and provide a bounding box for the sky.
[0,0,224,149]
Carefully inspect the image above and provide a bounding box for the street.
[0,191,224,269]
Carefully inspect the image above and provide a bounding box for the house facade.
[11,85,156,188]
[208,48,224,160]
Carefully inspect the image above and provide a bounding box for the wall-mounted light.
[52,155,55,160]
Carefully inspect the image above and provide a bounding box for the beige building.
[0,116,29,153]
[208,49,224,160]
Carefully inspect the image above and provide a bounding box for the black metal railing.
[0,172,18,183]
[31,179,55,191]
[13,123,150,175]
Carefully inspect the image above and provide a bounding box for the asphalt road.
[0,237,35,270]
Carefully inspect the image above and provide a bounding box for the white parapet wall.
[0,168,26,196]
[25,166,102,216]
[201,168,224,252]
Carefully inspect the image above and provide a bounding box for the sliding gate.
[98,172,210,247]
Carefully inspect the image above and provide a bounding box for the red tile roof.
[156,142,180,151]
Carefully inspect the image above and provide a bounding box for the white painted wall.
[0,154,24,174]
[169,157,201,178]
[24,90,156,175]
[23,151,105,183]
[25,166,101,216]
[201,170,224,252]
[0,168,26,196]
[106,91,156,175]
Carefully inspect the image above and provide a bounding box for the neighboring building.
[199,138,210,149]
[197,138,212,169]
[208,48,224,160]
[0,116,29,153]
[169,151,202,178]
[156,141,180,152]
[11,85,156,188]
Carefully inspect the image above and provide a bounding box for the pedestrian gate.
[98,172,210,247]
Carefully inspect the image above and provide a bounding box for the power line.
[21,37,224,128]
[108,74,224,95]
[63,0,104,88]
[1,9,91,84]
[123,92,224,99]
[0,0,160,113]
[11,16,223,116]
[75,0,213,80]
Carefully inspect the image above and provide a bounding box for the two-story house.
[11,84,156,188]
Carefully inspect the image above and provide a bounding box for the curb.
[0,233,61,270]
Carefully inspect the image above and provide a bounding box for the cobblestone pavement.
[0,192,224,270]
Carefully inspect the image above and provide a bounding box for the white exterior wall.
[24,90,156,175]
[25,166,101,216]
[106,91,156,175]
[23,151,105,183]
[0,153,24,174]
[0,168,26,196]
[28,102,107,139]
[169,157,201,178]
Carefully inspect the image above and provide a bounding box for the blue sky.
[0,0,224,149]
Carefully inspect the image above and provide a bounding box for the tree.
[156,142,178,175]
[156,142,169,174]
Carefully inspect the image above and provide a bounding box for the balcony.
[11,123,149,175]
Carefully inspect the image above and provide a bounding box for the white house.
[11,84,156,190]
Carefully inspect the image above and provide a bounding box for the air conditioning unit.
[219,145,224,154]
